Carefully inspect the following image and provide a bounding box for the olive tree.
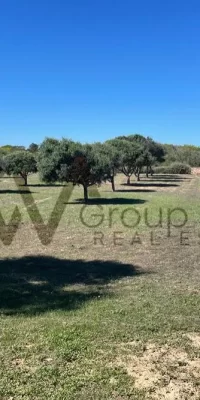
[4,151,37,185]
[117,134,165,178]
[60,142,110,202]
[134,150,154,181]
[107,138,142,184]
[37,138,73,183]
[37,138,110,202]
[93,142,120,191]
[145,137,165,176]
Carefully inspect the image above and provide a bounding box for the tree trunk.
[22,174,28,186]
[111,176,115,192]
[83,184,88,203]
[127,176,130,185]
[146,166,149,178]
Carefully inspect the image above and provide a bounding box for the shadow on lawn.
[144,174,192,182]
[121,183,179,188]
[27,184,66,187]
[0,189,36,194]
[0,256,148,316]
[67,198,147,205]
[116,189,156,193]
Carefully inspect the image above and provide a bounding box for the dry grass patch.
[116,341,200,399]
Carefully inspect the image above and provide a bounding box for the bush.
[154,162,191,174]
[168,162,191,174]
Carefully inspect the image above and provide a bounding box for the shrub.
[154,162,191,174]
[168,162,191,174]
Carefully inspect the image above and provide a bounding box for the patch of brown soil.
[116,342,200,399]
[192,168,200,176]
[186,333,200,349]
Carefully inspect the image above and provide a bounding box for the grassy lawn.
[0,173,200,399]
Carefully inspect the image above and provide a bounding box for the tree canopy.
[113,134,165,178]
[28,143,39,153]
[4,151,37,185]
[36,134,167,195]
[106,138,144,184]
[37,139,110,202]
[92,142,120,191]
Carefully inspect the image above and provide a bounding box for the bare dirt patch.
[192,168,200,176]
[116,342,200,399]
[11,358,25,368]
[186,333,200,349]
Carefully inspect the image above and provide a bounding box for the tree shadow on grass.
[153,174,191,178]
[27,184,67,188]
[0,256,149,316]
[67,198,147,205]
[121,183,179,188]
[145,174,192,182]
[141,179,185,183]
[0,189,37,194]
[116,189,156,193]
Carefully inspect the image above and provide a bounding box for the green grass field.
[0,173,200,399]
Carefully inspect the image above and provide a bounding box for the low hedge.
[154,162,191,174]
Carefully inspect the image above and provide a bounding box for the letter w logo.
[0,206,22,246]
[0,178,100,246]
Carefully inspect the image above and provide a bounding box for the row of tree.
[2,141,200,166]
[0,135,165,202]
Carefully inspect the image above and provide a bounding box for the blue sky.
[0,0,200,147]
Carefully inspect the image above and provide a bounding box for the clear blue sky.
[1,0,200,147]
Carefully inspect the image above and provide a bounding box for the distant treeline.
[0,143,38,155]
[162,144,200,167]
[1,140,200,167]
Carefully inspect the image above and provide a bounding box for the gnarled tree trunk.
[111,176,115,192]
[21,173,28,186]
[83,184,88,203]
